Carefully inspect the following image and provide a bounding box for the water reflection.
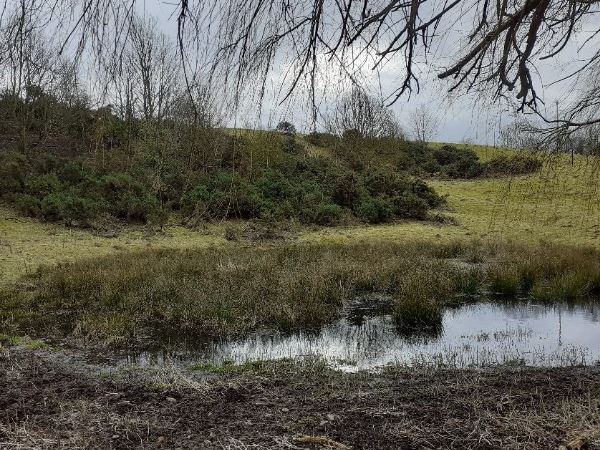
[125,300,600,371]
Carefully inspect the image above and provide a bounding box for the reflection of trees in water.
[345,293,394,326]
[207,314,445,363]
[322,317,399,360]
[495,301,550,320]
[493,300,600,323]
[567,302,600,322]
[138,300,600,368]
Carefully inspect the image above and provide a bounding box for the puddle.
[123,300,600,371]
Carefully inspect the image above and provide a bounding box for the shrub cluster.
[331,140,487,178]
[430,145,484,178]
[181,157,444,225]
[331,139,541,179]
[0,88,543,229]
[421,145,544,178]
[1,152,163,226]
[1,138,443,227]
[1,131,541,228]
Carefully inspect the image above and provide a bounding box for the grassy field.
[303,147,600,247]
[0,206,227,284]
[1,145,599,286]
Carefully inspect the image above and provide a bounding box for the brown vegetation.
[1,347,599,449]
[2,239,600,347]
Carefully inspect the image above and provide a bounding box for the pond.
[124,298,600,371]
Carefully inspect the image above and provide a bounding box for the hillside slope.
[303,146,600,246]
[2,145,599,285]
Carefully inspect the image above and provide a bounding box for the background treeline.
[0,87,541,228]
[0,90,446,227]
[0,13,541,229]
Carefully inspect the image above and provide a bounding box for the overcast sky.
[128,0,600,144]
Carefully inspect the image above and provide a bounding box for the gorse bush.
[356,196,394,223]
[275,121,296,136]
[0,135,540,227]
[23,173,62,197]
[8,162,161,225]
[332,139,487,178]
[0,113,447,227]
[100,173,160,222]
[331,139,542,180]
[181,154,444,225]
[432,145,484,178]
[40,191,102,223]
[281,137,304,155]
[0,152,27,194]
[182,170,263,220]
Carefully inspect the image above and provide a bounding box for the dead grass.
[2,239,600,346]
[1,346,600,450]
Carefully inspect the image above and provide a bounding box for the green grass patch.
[0,333,50,350]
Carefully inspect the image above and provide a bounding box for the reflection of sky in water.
[128,301,600,371]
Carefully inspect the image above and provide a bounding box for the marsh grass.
[486,244,600,301]
[1,239,600,346]
[393,296,443,333]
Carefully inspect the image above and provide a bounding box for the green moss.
[0,333,50,350]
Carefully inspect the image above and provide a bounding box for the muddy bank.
[1,347,600,449]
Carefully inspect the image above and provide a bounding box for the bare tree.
[328,88,403,139]
[0,5,60,100]
[500,119,545,151]
[411,105,439,143]
[0,5,63,151]
[129,18,180,122]
[186,0,600,133]
[171,82,223,128]
[102,16,180,123]
[1,0,599,135]
[52,58,88,108]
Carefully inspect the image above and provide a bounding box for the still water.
[127,300,600,371]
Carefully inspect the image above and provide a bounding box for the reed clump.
[486,244,600,300]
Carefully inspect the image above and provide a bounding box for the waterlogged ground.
[3,296,600,449]
[125,299,600,371]
[2,346,600,449]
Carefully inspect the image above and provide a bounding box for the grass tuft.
[2,239,600,346]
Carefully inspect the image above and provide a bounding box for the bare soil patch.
[1,347,600,449]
